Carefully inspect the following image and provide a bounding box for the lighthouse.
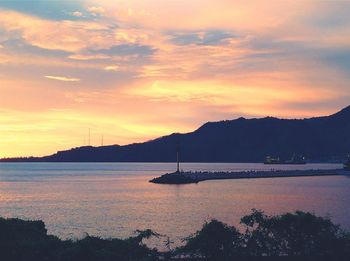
[176,145,180,173]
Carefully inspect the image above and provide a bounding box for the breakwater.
[150,169,347,184]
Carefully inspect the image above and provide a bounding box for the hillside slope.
[2,105,350,162]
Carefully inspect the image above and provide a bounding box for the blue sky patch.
[0,0,86,20]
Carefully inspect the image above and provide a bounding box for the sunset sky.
[1,0,350,157]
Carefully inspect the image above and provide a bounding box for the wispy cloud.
[1,0,350,157]
[44,75,80,82]
[0,10,119,53]
[104,65,119,71]
[90,44,155,57]
[68,54,110,60]
[170,30,236,46]
[88,6,105,16]
[72,11,83,17]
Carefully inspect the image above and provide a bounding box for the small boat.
[264,154,306,165]
[284,154,306,165]
[264,156,281,164]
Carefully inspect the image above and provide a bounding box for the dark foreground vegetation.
[1,210,350,260]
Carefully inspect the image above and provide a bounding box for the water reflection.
[0,162,349,247]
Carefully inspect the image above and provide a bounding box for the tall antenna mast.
[88,128,91,146]
[101,135,104,146]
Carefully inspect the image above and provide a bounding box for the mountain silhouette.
[2,105,350,162]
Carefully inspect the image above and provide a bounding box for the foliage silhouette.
[178,210,350,259]
[0,217,158,261]
[240,209,350,257]
[180,219,242,260]
[1,210,350,260]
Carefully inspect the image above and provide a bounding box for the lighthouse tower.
[176,145,180,173]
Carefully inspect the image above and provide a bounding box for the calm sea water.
[0,163,349,246]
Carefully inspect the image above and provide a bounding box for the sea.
[0,162,349,246]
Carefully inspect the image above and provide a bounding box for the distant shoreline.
[0,158,344,162]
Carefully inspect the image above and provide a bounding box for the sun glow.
[0,0,349,157]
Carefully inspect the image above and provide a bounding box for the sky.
[0,0,350,157]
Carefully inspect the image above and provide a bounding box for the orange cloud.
[45,76,81,82]
[1,0,350,157]
[104,65,119,71]
[125,79,339,108]
[0,10,145,53]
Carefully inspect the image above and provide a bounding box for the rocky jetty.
[149,172,198,184]
[149,169,344,184]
